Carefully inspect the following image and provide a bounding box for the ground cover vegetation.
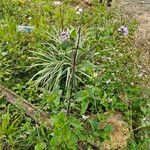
[0,0,149,149]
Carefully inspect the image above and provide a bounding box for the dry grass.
[100,111,130,150]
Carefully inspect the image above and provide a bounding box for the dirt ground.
[118,0,150,87]
[118,2,150,149]
[119,0,150,36]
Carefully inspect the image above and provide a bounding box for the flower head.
[60,31,69,42]
[75,7,83,15]
[118,25,129,36]
[53,1,62,6]
[28,16,32,20]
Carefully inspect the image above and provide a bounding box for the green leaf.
[63,124,71,141]
[80,60,95,75]
[104,124,113,133]
[75,90,88,102]
[66,133,78,149]
[81,99,89,115]
[68,116,83,130]
[99,131,107,142]
[55,112,66,128]
[70,29,77,38]
[35,142,46,150]
[50,135,62,146]
[89,119,99,131]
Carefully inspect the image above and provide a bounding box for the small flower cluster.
[53,1,62,6]
[60,31,69,42]
[75,6,83,15]
[118,25,129,36]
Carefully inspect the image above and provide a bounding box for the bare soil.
[118,0,150,87]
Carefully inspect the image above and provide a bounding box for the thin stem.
[133,124,150,131]
[60,5,64,31]
[67,23,82,115]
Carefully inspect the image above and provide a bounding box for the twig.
[133,124,150,131]
[0,85,52,128]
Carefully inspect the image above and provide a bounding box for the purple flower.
[60,31,69,42]
[118,26,129,36]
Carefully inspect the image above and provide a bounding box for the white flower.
[130,82,134,85]
[78,8,83,13]
[138,73,144,77]
[28,16,32,20]
[38,94,43,99]
[53,1,62,6]
[107,57,111,61]
[93,72,98,77]
[142,118,146,121]
[76,11,81,15]
[106,79,111,84]
[2,52,8,56]
[1,24,7,27]
[61,109,67,113]
[50,133,54,136]
[76,7,83,15]
[108,98,113,103]
[82,115,89,120]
